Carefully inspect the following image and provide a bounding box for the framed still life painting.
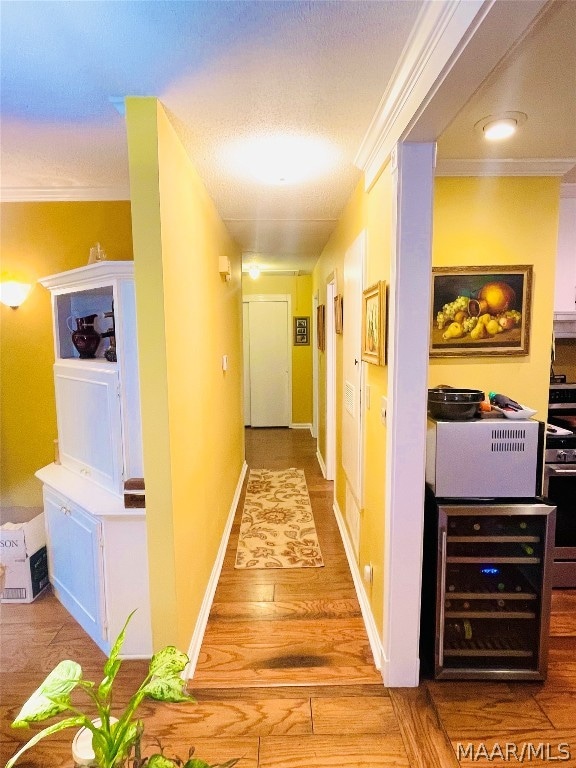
[430,265,533,357]
[362,281,386,365]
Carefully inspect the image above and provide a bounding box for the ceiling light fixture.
[223,134,340,186]
[248,264,261,280]
[0,280,32,309]
[475,112,527,142]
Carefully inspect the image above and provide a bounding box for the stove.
[546,385,576,586]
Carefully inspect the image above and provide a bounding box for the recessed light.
[475,112,527,141]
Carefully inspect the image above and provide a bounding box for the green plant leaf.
[142,676,193,702]
[11,661,82,726]
[183,760,211,768]
[99,610,135,698]
[148,646,189,678]
[4,716,87,768]
[146,755,181,768]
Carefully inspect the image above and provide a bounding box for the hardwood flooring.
[1,427,575,767]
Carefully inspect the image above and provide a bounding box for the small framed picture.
[334,294,343,334]
[362,281,386,365]
[294,316,309,346]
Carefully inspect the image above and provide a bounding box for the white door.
[245,299,291,427]
[243,302,251,426]
[342,232,366,504]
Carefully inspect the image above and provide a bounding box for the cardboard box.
[0,511,49,603]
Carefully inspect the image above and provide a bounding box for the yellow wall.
[313,171,392,635]
[0,202,133,510]
[430,177,561,419]
[242,274,313,424]
[126,98,244,651]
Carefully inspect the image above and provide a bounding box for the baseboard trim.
[316,450,327,479]
[290,422,313,431]
[185,460,248,680]
[332,499,385,677]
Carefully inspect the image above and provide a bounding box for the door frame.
[312,291,319,439]
[242,294,292,427]
[325,275,337,481]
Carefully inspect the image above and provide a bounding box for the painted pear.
[442,322,465,340]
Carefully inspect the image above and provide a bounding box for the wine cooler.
[421,492,556,680]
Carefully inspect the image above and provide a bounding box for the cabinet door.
[54,363,124,494]
[44,488,106,650]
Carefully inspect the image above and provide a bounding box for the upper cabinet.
[39,262,143,492]
[553,187,576,337]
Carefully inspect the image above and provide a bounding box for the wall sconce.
[248,264,260,280]
[0,281,32,309]
[218,256,231,282]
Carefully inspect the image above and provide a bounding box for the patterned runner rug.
[235,468,324,569]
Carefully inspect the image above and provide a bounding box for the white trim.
[325,277,337,481]
[242,294,292,428]
[312,292,319,440]
[561,183,576,199]
[384,142,435,688]
[355,0,488,189]
[316,450,327,479]
[185,460,248,679]
[436,158,576,177]
[333,499,384,676]
[38,260,135,292]
[290,423,313,431]
[1,186,130,202]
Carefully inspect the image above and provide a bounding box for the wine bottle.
[520,543,535,556]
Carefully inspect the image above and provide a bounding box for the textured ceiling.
[1,1,574,273]
[0,0,423,272]
[437,0,576,169]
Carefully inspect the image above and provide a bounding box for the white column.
[383,141,435,687]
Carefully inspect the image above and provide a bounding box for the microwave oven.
[426,418,544,499]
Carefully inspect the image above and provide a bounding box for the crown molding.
[354,0,489,190]
[0,186,130,203]
[435,158,576,177]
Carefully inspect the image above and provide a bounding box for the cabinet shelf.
[446,611,536,619]
[447,556,540,564]
[447,536,540,544]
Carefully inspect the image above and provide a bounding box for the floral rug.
[234,468,324,569]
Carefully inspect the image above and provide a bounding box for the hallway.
[192,427,380,688]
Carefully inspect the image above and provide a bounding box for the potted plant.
[4,612,237,768]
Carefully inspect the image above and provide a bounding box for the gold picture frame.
[317,304,326,352]
[362,281,386,365]
[334,294,343,334]
[430,265,533,357]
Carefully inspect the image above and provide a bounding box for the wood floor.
[1,428,575,767]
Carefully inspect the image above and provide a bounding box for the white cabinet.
[44,487,105,647]
[36,262,152,658]
[54,362,123,494]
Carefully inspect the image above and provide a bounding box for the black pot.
[428,387,484,420]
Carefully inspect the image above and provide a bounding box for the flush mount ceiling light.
[247,264,261,279]
[475,112,527,141]
[223,134,340,186]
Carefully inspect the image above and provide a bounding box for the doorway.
[243,295,292,427]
